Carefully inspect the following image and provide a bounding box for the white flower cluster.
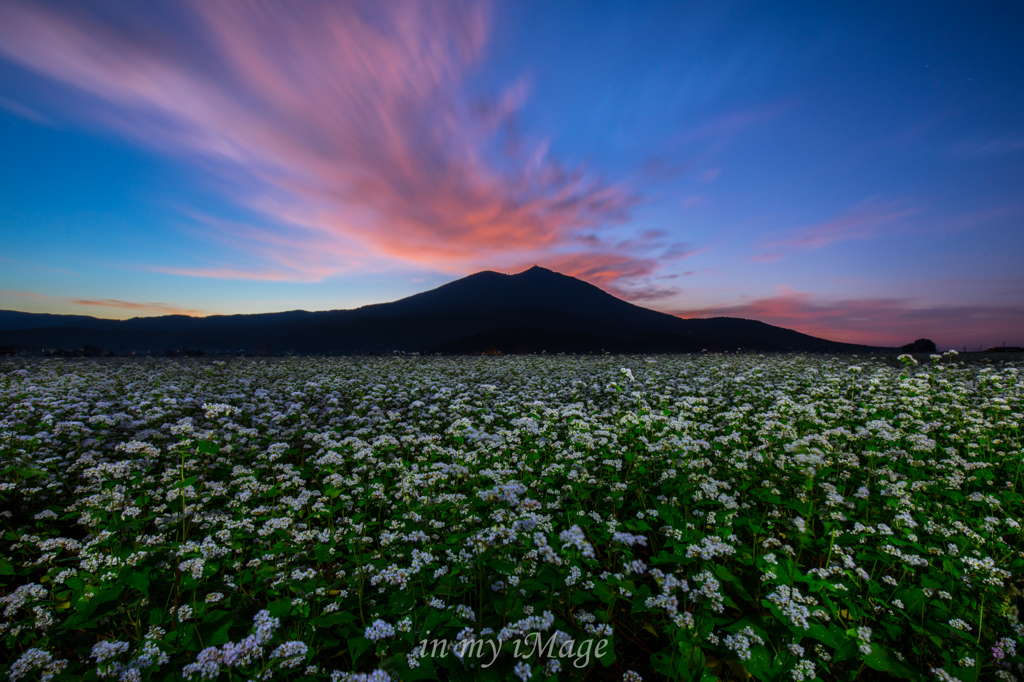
[961,555,1012,587]
[497,610,555,644]
[930,668,963,682]
[693,570,725,613]
[270,641,309,668]
[91,640,130,664]
[623,559,647,575]
[91,637,169,681]
[0,583,48,619]
[558,525,595,559]
[790,659,816,681]
[364,619,396,642]
[182,610,279,680]
[330,670,392,682]
[611,531,647,546]
[202,403,238,419]
[855,626,872,656]
[565,565,582,586]
[764,585,815,630]
[685,536,736,560]
[178,557,206,580]
[8,648,67,682]
[532,532,563,565]
[723,626,764,661]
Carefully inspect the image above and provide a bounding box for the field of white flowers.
[0,353,1021,682]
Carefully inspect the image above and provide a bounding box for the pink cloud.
[3,290,49,300]
[674,290,1024,349]
[535,252,662,289]
[493,230,703,301]
[4,290,210,317]
[0,1,643,285]
[71,299,210,317]
[515,251,681,301]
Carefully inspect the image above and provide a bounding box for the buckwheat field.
[1,353,1021,682]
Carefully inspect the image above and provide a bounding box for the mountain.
[0,267,892,354]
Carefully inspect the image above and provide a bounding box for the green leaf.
[0,558,14,575]
[864,644,916,679]
[315,544,333,562]
[685,647,708,682]
[200,612,234,647]
[422,607,451,634]
[197,441,219,455]
[864,645,892,672]
[121,567,150,594]
[630,584,653,614]
[315,611,357,628]
[699,617,714,639]
[64,584,125,628]
[745,644,771,677]
[713,564,750,598]
[348,636,373,664]
[268,599,292,618]
[801,622,842,649]
[651,645,676,678]
[490,558,517,574]
[389,589,415,614]
[832,639,858,664]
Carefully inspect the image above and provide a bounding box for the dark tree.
[901,338,937,353]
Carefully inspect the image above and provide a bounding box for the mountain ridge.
[0,267,894,354]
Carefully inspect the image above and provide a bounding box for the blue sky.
[0,0,1021,348]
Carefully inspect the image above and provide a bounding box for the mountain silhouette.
[0,267,891,354]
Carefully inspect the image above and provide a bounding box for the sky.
[0,0,1022,350]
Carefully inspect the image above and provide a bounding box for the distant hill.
[0,267,894,354]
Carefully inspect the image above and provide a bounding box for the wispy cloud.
[71,298,209,316]
[150,266,296,282]
[755,199,919,259]
[0,95,49,124]
[4,290,209,317]
[678,102,788,145]
[3,290,49,300]
[529,253,699,302]
[675,288,1024,349]
[0,1,645,288]
[507,230,702,301]
[952,132,1024,159]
